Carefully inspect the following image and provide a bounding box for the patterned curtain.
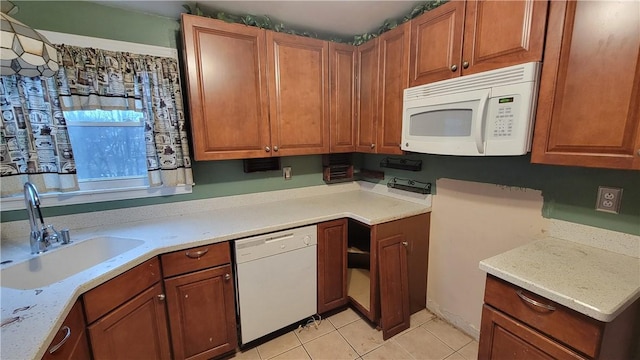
[0,45,193,197]
[0,75,78,196]
[55,45,193,188]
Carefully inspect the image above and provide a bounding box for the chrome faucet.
[23,182,60,254]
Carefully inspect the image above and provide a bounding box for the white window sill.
[1,185,192,211]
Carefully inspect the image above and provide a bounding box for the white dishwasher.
[234,225,317,345]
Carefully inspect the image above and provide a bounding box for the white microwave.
[401,62,541,156]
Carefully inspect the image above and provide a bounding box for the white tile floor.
[227,308,479,360]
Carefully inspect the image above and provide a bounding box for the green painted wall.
[356,154,640,235]
[11,1,180,48]
[2,1,639,236]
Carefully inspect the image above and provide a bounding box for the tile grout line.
[335,327,364,359]
[389,338,419,360]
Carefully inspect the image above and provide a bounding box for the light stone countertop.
[480,237,640,322]
[0,183,431,360]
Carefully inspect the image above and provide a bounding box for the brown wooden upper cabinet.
[356,23,410,154]
[329,43,358,153]
[182,15,270,160]
[182,14,329,160]
[409,0,548,87]
[267,32,330,156]
[531,0,640,170]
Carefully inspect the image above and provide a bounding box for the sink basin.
[1,236,144,290]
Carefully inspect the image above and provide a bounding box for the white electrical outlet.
[596,186,622,214]
[283,166,292,180]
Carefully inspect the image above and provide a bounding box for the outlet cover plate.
[283,166,292,180]
[596,186,622,214]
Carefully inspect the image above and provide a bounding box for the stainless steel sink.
[1,236,144,290]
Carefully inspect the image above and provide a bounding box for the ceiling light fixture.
[0,11,59,77]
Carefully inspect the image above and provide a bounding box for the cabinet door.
[267,32,329,156]
[531,0,640,169]
[377,234,410,340]
[88,283,172,360]
[165,265,237,360]
[329,43,357,153]
[356,39,379,153]
[181,15,271,160]
[401,213,430,315]
[377,23,410,155]
[42,301,90,360]
[376,214,430,316]
[478,305,587,360]
[409,1,465,86]
[462,0,547,76]
[317,219,348,314]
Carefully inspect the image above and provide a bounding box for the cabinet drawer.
[161,242,230,278]
[42,300,90,360]
[484,275,603,358]
[84,257,162,323]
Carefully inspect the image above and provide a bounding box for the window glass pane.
[64,109,144,124]
[66,110,148,182]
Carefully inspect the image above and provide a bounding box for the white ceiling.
[91,1,423,38]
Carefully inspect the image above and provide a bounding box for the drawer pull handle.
[185,248,209,259]
[516,290,556,312]
[48,326,71,354]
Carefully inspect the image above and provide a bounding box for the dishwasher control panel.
[234,225,317,264]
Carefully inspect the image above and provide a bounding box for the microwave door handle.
[475,91,489,154]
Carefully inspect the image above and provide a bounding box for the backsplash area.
[549,219,640,258]
[2,0,638,239]
[0,181,431,242]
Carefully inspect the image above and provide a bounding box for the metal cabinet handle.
[224,273,231,281]
[402,241,408,247]
[370,143,376,149]
[462,61,469,69]
[48,326,71,354]
[265,146,271,153]
[185,248,209,259]
[516,290,556,312]
[157,294,166,301]
[450,64,458,72]
[273,146,279,152]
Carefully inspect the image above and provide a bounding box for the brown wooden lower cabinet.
[83,258,171,360]
[480,304,587,360]
[162,243,237,360]
[164,265,237,360]
[42,300,91,360]
[87,282,172,360]
[479,275,640,360]
[45,214,430,359]
[317,219,349,313]
[377,233,410,339]
[317,214,430,340]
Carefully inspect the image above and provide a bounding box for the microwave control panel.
[488,95,521,139]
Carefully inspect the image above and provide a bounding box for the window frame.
[0,30,192,211]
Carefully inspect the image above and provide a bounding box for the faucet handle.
[45,224,60,243]
[39,226,51,249]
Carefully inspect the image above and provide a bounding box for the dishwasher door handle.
[265,233,294,243]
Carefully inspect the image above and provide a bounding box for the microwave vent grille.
[405,62,540,100]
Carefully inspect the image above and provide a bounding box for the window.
[64,109,149,190]
[0,31,191,211]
